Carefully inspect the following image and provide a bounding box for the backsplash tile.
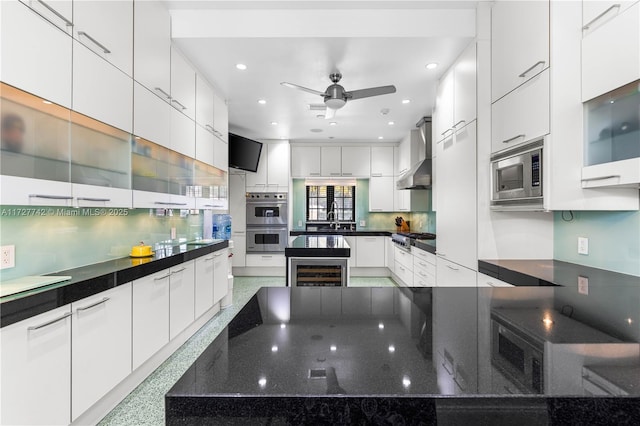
[0,207,203,281]
[554,211,640,276]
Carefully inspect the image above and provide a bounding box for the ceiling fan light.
[325,98,346,109]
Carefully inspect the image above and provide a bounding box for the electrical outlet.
[578,237,589,255]
[359,220,366,227]
[298,220,302,227]
[578,276,589,295]
[1,245,15,269]
[171,227,177,240]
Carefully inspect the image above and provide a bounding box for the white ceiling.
[167,1,478,143]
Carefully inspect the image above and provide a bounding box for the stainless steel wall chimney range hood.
[396,117,432,190]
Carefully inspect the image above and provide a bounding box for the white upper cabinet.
[370,146,394,176]
[1,1,72,108]
[321,146,342,176]
[72,40,133,133]
[170,107,196,158]
[196,74,215,130]
[291,146,321,177]
[170,46,196,120]
[582,1,639,101]
[133,0,171,101]
[213,92,229,143]
[134,82,171,148]
[369,176,395,212]
[434,42,477,143]
[73,0,133,76]
[341,146,371,177]
[19,0,73,33]
[246,141,289,190]
[491,0,549,102]
[212,137,229,172]
[491,69,549,153]
[195,124,214,165]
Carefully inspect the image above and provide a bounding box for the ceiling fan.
[281,72,396,119]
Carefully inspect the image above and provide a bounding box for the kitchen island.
[285,235,351,287]
[166,285,640,424]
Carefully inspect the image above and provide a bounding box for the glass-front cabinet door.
[582,80,640,188]
[193,160,228,210]
[0,82,72,205]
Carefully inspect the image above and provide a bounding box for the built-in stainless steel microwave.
[491,139,544,211]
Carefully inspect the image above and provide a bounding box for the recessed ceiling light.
[425,62,438,70]
[310,128,323,133]
[388,121,395,126]
[329,122,337,126]
[236,63,247,70]
[402,99,411,104]
[271,121,278,125]
[258,99,267,105]
[378,136,384,140]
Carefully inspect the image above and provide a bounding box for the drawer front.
[436,257,477,287]
[246,254,286,268]
[394,247,414,271]
[412,247,436,265]
[414,269,436,287]
[414,257,436,276]
[394,260,414,286]
[477,273,513,288]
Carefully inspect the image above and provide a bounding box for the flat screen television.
[228,132,263,173]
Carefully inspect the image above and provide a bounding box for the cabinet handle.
[442,361,454,376]
[342,172,352,176]
[446,265,460,271]
[171,99,187,111]
[171,267,186,274]
[518,61,545,78]
[76,297,109,312]
[309,173,321,176]
[154,87,171,100]
[204,204,224,208]
[204,256,214,261]
[418,271,427,277]
[441,128,454,137]
[419,262,427,267]
[502,134,525,144]
[453,120,466,129]
[36,0,73,27]
[154,201,188,206]
[29,194,74,200]
[154,273,171,281]
[370,209,383,212]
[581,175,621,182]
[261,255,273,259]
[371,173,383,177]
[77,197,111,202]
[582,4,621,30]
[399,267,405,272]
[28,312,72,331]
[214,252,224,257]
[330,173,341,176]
[77,31,111,54]
[205,124,215,133]
[233,231,246,234]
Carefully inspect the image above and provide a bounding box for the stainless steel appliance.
[491,314,544,394]
[246,192,288,226]
[391,232,437,252]
[290,258,347,287]
[246,227,288,253]
[490,139,544,211]
[397,117,433,190]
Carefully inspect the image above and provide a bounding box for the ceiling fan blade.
[346,85,396,100]
[324,108,337,120]
[280,82,326,97]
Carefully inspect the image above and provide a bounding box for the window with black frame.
[306,185,355,222]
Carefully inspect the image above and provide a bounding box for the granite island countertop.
[166,285,640,425]
[285,235,351,258]
[0,239,228,327]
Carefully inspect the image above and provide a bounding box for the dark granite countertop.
[166,286,640,424]
[290,230,394,237]
[0,240,229,327]
[413,239,437,254]
[285,235,351,258]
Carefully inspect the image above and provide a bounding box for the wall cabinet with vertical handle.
[71,283,132,421]
[1,304,72,425]
[73,0,133,76]
[170,46,196,121]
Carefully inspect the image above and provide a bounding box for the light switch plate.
[578,237,589,255]
[578,276,589,295]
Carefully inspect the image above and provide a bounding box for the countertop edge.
[1,241,229,328]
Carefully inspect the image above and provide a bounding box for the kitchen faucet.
[329,201,340,230]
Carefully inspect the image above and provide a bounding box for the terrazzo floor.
[98,275,397,425]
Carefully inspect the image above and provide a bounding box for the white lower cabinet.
[355,236,385,267]
[477,272,513,288]
[133,269,171,369]
[1,305,72,425]
[231,233,246,268]
[195,255,215,318]
[394,246,414,286]
[169,261,196,340]
[436,257,477,287]
[71,283,132,420]
[344,236,357,267]
[245,254,285,268]
[213,249,229,304]
[385,237,395,270]
[413,248,436,287]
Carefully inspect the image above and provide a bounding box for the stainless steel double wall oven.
[245,192,288,253]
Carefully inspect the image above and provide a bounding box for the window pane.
[318,209,327,220]
[309,186,318,196]
[309,210,317,220]
[319,186,327,197]
[309,198,318,208]
[318,198,327,209]
[343,198,353,209]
